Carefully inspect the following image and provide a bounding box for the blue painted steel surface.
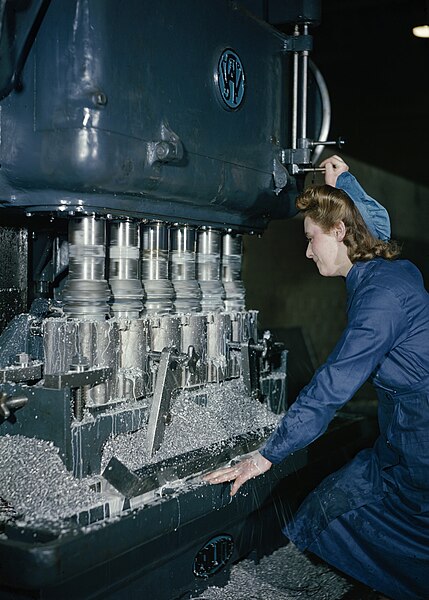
[0,0,325,230]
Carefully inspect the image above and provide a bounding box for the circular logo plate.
[216,49,245,110]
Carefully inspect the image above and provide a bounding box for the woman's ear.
[334,221,346,242]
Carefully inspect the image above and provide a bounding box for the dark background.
[309,0,429,185]
[244,0,429,370]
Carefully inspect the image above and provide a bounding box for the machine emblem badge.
[216,49,245,110]
[193,534,234,578]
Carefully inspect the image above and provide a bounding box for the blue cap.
[336,172,391,241]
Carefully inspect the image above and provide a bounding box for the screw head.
[92,91,108,107]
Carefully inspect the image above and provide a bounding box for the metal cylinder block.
[230,310,259,343]
[180,313,207,385]
[228,310,259,379]
[78,319,119,406]
[43,317,79,375]
[206,312,232,383]
[149,315,181,353]
[43,316,119,407]
[117,318,150,400]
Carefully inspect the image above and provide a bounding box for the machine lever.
[308,137,345,148]
[150,346,198,375]
[146,348,182,457]
[0,393,28,420]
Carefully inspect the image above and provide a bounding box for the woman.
[205,156,429,600]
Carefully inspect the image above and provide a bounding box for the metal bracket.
[281,147,312,174]
[146,348,183,457]
[147,121,184,166]
[283,34,313,53]
[0,361,43,384]
[282,137,345,175]
[43,367,113,390]
[273,157,289,194]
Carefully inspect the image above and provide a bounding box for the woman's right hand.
[203,451,272,496]
[320,155,349,186]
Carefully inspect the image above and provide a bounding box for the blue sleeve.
[260,285,408,464]
[336,172,391,241]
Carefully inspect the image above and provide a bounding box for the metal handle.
[309,137,345,149]
[0,393,28,419]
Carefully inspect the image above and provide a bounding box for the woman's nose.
[306,243,313,259]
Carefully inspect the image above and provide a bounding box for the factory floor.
[192,542,384,600]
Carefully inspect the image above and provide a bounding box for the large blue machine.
[0,2,370,599]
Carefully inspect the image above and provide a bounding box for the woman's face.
[304,216,352,277]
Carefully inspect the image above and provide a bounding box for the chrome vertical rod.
[170,225,202,313]
[109,220,143,318]
[62,216,110,320]
[291,24,299,150]
[300,23,309,141]
[222,233,245,311]
[197,229,225,312]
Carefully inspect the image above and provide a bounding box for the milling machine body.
[0,0,305,227]
[0,2,369,599]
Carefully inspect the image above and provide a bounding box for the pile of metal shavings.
[0,435,103,529]
[194,542,353,600]
[102,425,150,472]
[156,379,280,463]
[0,496,17,527]
[101,379,280,472]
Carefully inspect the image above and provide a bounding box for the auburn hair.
[296,185,401,262]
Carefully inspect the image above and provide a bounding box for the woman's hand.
[319,155,349,186]
[203,451,272,496]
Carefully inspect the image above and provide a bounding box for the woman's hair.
[296,185,401,262]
